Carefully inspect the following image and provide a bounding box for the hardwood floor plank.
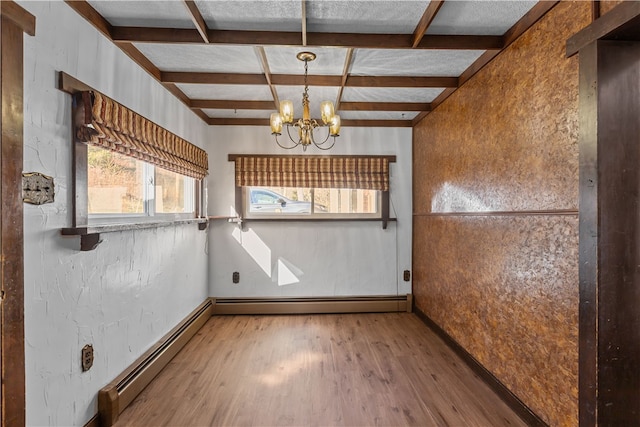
[115,313,528,427]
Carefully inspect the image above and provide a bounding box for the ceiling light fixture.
[270,51,340,151]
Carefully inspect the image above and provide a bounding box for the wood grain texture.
[114,313,528,427]
[1,13,27,426]
[412,2,590,426]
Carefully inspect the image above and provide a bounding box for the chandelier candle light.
[270,51,340,151]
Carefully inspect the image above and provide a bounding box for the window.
[230,155,394,226]
[87,146,195,222]
[69,89,208,227]
[244,186,380,218]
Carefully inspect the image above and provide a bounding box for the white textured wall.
[20,2,209,426]
[207,126,412,298]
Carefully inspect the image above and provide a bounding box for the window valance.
[75,91,208,179]
[233,155,390,191]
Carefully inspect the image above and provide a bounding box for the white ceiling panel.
[339,111,418,120]
[265,47,347,75]
[87,1,193,28]
[351,49,485,77]
[342,87,444,103]
[427,1,537,35]
[306,0,426,34]
[276,85,341,119]
[177,84,274,100]
[195,0,302,31]
[203,109,275,119]
[134,44,263,73]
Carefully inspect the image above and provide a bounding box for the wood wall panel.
[414,2,584,215]
[600,0,626,16]
[413,215,579,425]
[412,2,590,426]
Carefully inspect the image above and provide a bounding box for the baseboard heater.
[97,299,213,427]
[212,294,412,315]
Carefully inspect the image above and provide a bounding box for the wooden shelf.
[61,218,208,251]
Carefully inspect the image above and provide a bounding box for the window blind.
[76,91,208,179]
[234,156,389,191]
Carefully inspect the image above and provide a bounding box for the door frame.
[0,2,34,425]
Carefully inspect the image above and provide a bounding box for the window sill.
[61,218,208,251]
[238,217,396,229]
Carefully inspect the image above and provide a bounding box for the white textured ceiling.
[79,0,543,127]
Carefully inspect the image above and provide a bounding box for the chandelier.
[270,51,340,151]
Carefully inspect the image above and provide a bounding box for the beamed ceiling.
[66,0,558,127]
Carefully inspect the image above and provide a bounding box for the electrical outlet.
[403,270,411,282]
[232,271,240,284]
[81,344,94,371]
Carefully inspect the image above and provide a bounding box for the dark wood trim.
[566,1,640,57]
[412,0,445,48]
[0,5,33,424]
[83,414,101,427]
[161,72,457,89]
[115,42,162,81]
[577,40,598,427]
[64,0,113,39]
[334,48,354,111]
[502,1,558,46]
[110,26,503,50]
[413,308,547,427]
[413,209,578,217]
[207,117,412,127]
[191,99,276,110]
[340,102,431,112]
[98,299,213,426]
[0,1,35,35]
[182,0,209,43]
[228,154,397,162]
[591,1,600,22]
[346,75,458,88]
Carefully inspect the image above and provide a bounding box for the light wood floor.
[115,313,527,427]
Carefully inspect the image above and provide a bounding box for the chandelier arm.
[314,136,337,151]
[311,125,332,146]
[286,123,302,146]
[275,129,300,150]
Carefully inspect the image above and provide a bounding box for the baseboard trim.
[98,299,213,427]
[83,414,100,427]
[212,295,412,315]
[413,307,548,427]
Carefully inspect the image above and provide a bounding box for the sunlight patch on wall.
[232,227,272,277]
[274,258,303,286]
[431,182,491,212]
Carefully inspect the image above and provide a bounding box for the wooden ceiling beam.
[412,0,445,48]
[191,100,276,110]
[182,0,209,43]
[111,26,504,50]
[206,117,413,127]
[335,48,354,111]
[162,72,457,88]
[346,76,458,88]
[65,0,113,39]
[255,46,280,109]
[339,102,431,112]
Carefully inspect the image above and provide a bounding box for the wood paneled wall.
[412,3,591,425]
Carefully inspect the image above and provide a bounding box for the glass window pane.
[155,167,194,213]
[87,146,144,214]
[313,189,378,214]
[248,187,312,214]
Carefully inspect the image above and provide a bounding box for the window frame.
[242,186,383,220]
[229,154,395,229]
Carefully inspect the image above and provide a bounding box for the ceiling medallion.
[269,51,340,151]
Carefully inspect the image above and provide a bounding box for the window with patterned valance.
[229,154,395,228]
[76,91,208,180]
